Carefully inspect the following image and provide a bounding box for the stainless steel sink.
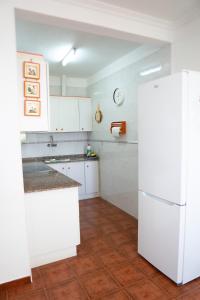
[38,169,56,174]
[44,158,71,163]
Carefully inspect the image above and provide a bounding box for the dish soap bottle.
[86,144,92,157]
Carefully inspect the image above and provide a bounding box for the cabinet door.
[85,161,99,194]
[79,99,92,131]
[49,97,79,132]
[59,99,79,132]
[49,97,61,132]
[48,163,66,175]
[66,162,85,195]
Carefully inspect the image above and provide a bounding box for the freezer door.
[138,73,187,205]
[138,191,185,284]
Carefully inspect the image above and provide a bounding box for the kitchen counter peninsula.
[23,161,80,193]
[22,158,80,268]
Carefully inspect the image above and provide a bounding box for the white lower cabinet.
[49,160,99,199]
[85,161,99,195]
[48,163,66,175]
[66,162,85,196]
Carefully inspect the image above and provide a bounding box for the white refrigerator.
[138,71,200,284]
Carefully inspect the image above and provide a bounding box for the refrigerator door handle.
[139,191,186,207]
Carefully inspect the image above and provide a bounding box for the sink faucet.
[47,135,57,147]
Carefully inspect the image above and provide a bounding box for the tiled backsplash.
[21,132,88,158]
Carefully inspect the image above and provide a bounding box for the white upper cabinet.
[49,97,61,132]
[49,96,92,132]
[50,97,79,132]
[79,99,92,132]
[60,99,79,132]
[17,52,49,132]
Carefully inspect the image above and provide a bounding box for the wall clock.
[113,88,124,106]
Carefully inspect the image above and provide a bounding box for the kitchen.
[1,1,200,299]
[16,13,145,271]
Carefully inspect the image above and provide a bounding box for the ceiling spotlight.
[62,48,76,66]
[140,65,162,76]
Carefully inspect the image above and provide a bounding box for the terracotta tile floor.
[2,197,200,299]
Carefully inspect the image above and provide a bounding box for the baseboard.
[30,246,77,268]
[79,193,100,200]
[0,276,31,289]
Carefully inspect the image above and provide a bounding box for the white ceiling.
[17,0,196,78]
[92,0,200,22]
[16,18,141,78]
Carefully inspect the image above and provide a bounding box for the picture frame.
[24,61,40,79]
[24,100,41,116]
[24,80,40,98]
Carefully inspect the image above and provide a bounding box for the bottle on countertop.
[86,144,92,157]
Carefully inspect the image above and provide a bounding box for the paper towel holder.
[110,121,126,136]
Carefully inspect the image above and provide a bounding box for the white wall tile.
[88,46,171,218]
[21,132,88,158]
[49,76,88,97]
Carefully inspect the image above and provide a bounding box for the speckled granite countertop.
[23,154,98,164]
[22,154,98,193]
[23,161,80,193]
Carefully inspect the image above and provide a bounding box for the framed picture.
[24,61,40,79]
[24,100,41,116]
[24,81,40,98]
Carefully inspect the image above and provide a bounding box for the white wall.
[88,46,171,218]
[0,2,30,284]
[22,132,88,158]
[18,52,49,132]
[172,17,200,73]
[49,75,88,97]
